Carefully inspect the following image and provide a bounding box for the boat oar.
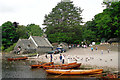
[37,65,42,68]
[55,72,64,78]
[55,69,73,78]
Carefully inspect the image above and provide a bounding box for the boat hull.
[31,62,54,69]
[8,57,28,61]
[43,62,81,69]
[46,69,103,75]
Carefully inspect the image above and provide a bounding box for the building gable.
[29,36,53,47]
[14,39,36,50]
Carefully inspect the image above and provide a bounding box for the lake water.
[1,59,104,80]
[2,60,47,78]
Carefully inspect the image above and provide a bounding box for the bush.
[4,43,16,52]
[1,45,5,51]
[96,42,101,45]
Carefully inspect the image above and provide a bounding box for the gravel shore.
[28,47,118,72]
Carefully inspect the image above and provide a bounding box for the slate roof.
[15,39,36,49]
[31,36,53,47]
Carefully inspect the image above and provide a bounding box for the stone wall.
[36,47,52,55]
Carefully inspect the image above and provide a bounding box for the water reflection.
[2,59,108,79]
[2,60,47,78]
[47,73,102,78]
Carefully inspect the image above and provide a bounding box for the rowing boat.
[8,56,28,61]
[43,62,81,69]
[46,69,103,75]
[31,62,54,69]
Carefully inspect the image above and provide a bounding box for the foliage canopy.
[43,1,83,43]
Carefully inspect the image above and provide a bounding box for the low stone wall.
[36,47,52,54]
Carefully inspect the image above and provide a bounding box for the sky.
[0,0,105,28]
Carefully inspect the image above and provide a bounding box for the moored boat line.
[43,62,81,69]
[7,56,28,61]
[31,62,54,69]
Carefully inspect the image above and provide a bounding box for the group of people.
[91,46,97,51]
[91,46,110,54]
[50,53,65,64]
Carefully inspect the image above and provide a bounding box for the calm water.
[2,59,47,78]
[2,59,102,79]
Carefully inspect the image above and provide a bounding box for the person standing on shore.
[108,49,110,53]
[17,47,21,54]
[50,54,53,62]
[36,53,39,58]
[96,46,98,50]
[101,50,103,54]
[91,47,93,51]
[60,54,62,64]
[62,55,65,64]
[45,54,48,58]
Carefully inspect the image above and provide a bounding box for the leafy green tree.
[82,27,96,42]
[1,21,18,49]
[16,25,29,39]
[27,24,43,36]
[43,1,83,43]
[94,1,120,40]
[109,2,120,37]
[83,20,99,41]
[0,25,2,51]
[94,12,113,40]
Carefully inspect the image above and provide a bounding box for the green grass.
[4,43,16,52]
[26,53,37,56]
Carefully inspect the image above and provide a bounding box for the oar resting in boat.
[55,69,73,78]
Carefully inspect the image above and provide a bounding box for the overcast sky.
[0,0,105,28]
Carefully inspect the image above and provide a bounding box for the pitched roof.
[30,36,53,47]
[16,39,36,49]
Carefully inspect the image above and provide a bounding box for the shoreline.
[2,46,119,72]
[27,47,118,72]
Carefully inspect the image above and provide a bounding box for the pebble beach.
[28,47,119,72]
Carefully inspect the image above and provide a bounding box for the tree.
[27,24,43,36]
[94,12,113,40]
[0,25,2,51]
[43,1,83,43]
[82,26,96,42]
[83,20,98,41]
[93,1,120,40]
[1,21,18,49]
[109,1,120,37]
[16,25,29,39]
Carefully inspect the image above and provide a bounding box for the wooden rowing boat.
[8,56,28,61]
[46,69,103,75]
[31,62,54,69]
[43,62,81,69]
